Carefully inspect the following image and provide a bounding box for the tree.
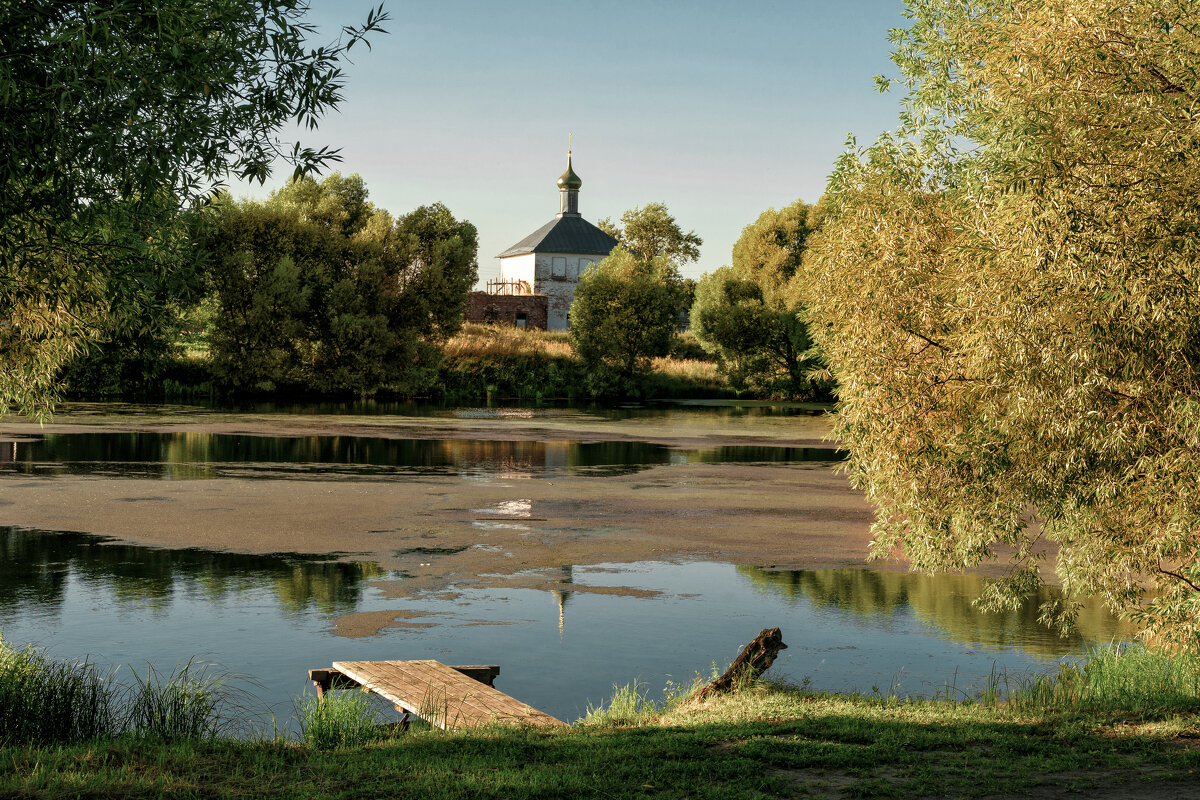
[691,199,825,398]
[599,203,703,267]
[691,268,821,398]
[0,1,388,417]
[204,175,477,395]
[800,0,1200,644]
[732,199,824,293]
[569,247,684,396]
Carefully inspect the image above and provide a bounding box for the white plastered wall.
[534,253,602,331]
[498,253,536,289]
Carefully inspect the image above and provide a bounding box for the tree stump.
[694,628,787,701]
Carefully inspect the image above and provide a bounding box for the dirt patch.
[0,462,890,590]
[0,403,837,451]
[978,773,1200,800]
[759,762,1197,800]
[329,609,444,638]
[766,765,901,798]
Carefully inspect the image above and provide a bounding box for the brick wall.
[465,292,549,330]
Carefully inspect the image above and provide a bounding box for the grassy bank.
[438,322,731,402]
[3,681,1199,799]
[83,322,734,405]
[3,645,1200,798]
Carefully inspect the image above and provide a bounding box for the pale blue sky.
[233,0,909,285]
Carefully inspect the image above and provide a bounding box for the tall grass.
[122,660,241,741]
[0,634,114,745]
[439,322,732,401]
[1007,644,1200,716]
[0,636,245,745]
[646,356,729,396]
[439,323,583,402]
[443,322,574,360]
[296,690,384,750]
[579,680,660,727]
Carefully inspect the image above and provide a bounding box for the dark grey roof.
[497,214,620,258]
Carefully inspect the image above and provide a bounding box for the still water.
[0,408,1132,728]
[0,432,842,479]
[0,525,1130,728]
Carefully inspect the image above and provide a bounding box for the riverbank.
[438,323,734,402]
[3,678,1198,799]
[96,322,739,406]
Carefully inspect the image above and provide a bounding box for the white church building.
[495,152,619,331]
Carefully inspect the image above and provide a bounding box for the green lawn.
[4,682,1199,799]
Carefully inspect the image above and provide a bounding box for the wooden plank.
[374,661,502,728]
[307,665,499,690]
[330,660,517,727]
[344,660,501,729]
[445,665,500,687]
[329,659,566,730]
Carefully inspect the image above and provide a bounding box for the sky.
[231,0,910,286]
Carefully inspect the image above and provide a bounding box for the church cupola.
[557,151,582,216]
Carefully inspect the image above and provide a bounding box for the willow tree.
[802,1,1200,644]
[0,1,387,417]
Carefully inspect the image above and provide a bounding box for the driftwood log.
[694,627,787,701]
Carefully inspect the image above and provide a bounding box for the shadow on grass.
[3,707,1199,799]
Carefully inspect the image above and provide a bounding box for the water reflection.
[551,565,574,634]
[48,399,832,420]
[0,529,1138,722]
[736,566,1134,658]
[0,527,386,618]
[2,433,842,480]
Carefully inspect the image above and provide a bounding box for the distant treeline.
[61,175,831,405]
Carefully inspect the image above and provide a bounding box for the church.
[469,151,618,332]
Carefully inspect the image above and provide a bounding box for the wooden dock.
[308,659,567,730]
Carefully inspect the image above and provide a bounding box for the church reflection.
[0,526,385,618]
[736,565,1134,658]
[550,565,574,634]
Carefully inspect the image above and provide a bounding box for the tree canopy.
[569,247,685,396]
[0,0,387,417]
[692,199,825,398]
[204,174,477,395]
[801,0,1200,644]
[598,203,703,267]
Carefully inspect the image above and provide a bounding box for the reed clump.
[0,636,241,745]
[579,680,660,728]
[0,634,114,745]
[296,690,384,750]
[1007,644,1200,717]
[123,659,244,741]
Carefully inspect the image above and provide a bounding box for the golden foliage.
[803,0,1200,644]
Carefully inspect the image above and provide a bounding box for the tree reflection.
[0,527,385,617]
[4,432,843,480]
[736,566,1135,657]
